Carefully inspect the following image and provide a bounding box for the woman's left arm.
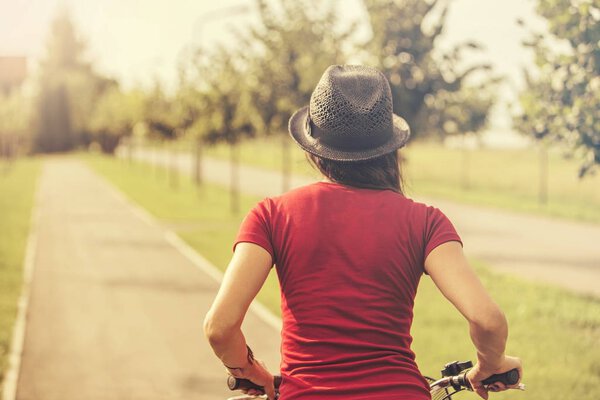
[203,242,275,398]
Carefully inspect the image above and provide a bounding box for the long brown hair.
[307,150,404,194]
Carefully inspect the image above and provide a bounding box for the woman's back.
[236,182,460,399]
[205,65,522,400]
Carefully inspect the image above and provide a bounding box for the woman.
[204,65,522,400]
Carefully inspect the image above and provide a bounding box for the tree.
[33,9,112,153]
[191,47,255,212]
[172,71,206,185]
[88,87,145,154]
[515,0,600,177]
[142,84,185,188]
[363,0,499,141]
[242,0,353,191]
[143,84,179,141]
[34,82,73,152]
[0,89,31,163]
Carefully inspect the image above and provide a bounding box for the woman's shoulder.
[257,183,446,216]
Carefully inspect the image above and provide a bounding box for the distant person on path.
[204,65,522,399]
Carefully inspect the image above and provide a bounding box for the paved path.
[129,147,600,297]
[16,158,280,400]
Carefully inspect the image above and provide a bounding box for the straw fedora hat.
[288,65,410,162]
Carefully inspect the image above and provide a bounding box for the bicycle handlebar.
[481,369,520,387]
[431,368,521,392]
[228,368,520,394]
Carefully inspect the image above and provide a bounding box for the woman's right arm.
[424,241,522,399]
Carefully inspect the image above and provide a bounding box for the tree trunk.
[169,143,179,190]
[282,134,291,193]
[154,142,168,178]
[194,139,203,186]
[127,136,134,165]
[230,141,240,214]
[538,141,548,205]
[1,134,10,175]
[461,135,470,190]
[8,134,17,168]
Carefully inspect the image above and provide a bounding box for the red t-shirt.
[235,182,461,400]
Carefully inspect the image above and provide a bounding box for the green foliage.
[188,48,254,144]
[363,0,499,140]
[171,78,204,141]
[0,89,32,157]
[88,87,145,153]
[515,0,600,177]
[65,69,116,144]
[109,0,502,155]
[0,90,31,135]
[142,84,183,142]
[0,159,40,391]
[242,0,353,135]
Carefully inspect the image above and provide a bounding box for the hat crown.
[288,64,410,162]
[309,65,394,139]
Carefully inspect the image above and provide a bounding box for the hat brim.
[288,106,410,162]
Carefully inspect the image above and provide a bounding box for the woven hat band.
[307,115,393,152]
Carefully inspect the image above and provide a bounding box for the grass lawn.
[0,158,41,392]
[87,153,600,400]
[189,137,600,223]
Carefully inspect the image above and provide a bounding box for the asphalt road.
[130,147,600,297]
[16,158,280,400]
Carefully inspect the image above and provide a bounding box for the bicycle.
[226,360,523,400]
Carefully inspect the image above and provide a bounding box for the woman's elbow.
[471,307,508,334]
[203,312,235,346]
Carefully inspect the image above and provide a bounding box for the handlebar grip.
[481,368,520,387]
[227,375,282,391]
[228,376,263,391]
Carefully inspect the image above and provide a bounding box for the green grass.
[87,153,600,400]
[412,267,600,400]
[0,158,41,392]
[193,137,600,223]
[402,144,600,223]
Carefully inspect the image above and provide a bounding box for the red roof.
[0,57,27,89]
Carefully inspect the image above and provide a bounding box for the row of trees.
[514,0,599,177]
[19,0,499,153]
[2,0,597,179]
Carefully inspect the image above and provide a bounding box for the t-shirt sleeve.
[423,206,462,262]
[233,199,275,264]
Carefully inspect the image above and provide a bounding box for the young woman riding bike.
[204,65,523,400]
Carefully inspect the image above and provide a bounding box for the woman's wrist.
[223,345,255,377]
[477,352,506,373]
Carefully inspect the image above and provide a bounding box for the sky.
[0,0,547,140]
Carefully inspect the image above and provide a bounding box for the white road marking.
[96,169,283,332]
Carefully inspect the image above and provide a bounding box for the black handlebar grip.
[228,375,282,391]
[228,376,264,391]
[482,369,520,387]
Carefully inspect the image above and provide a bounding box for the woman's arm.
[425,241,522,399]
[203,242,276,399]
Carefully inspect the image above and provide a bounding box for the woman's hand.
[227,359,276,399]
[466,355,523,399]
